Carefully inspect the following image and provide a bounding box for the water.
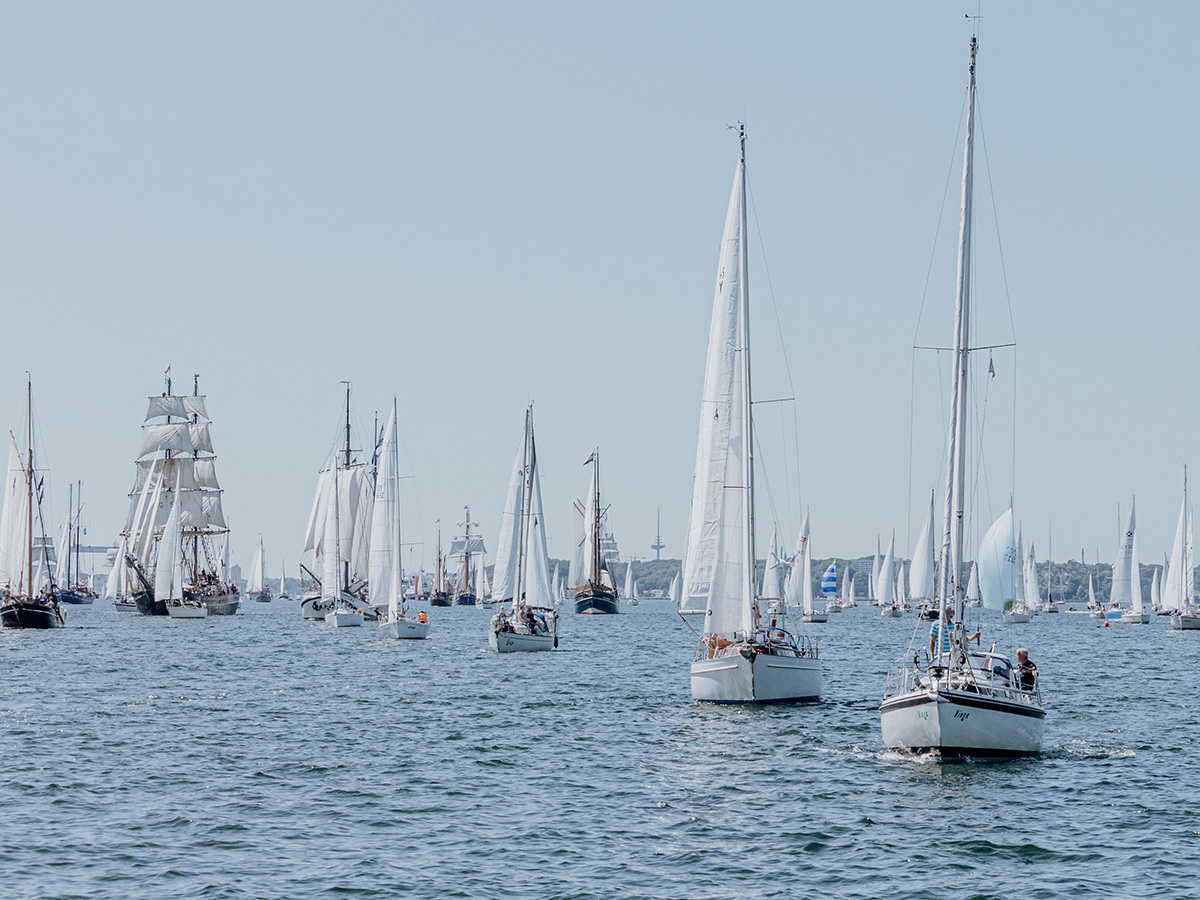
[2,601,1197,899]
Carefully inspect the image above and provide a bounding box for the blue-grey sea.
[1,600,1196,899]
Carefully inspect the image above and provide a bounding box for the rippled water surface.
[2,601,1197,899]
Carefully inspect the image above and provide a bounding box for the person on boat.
[417,610,427,624]
[928,607,980,658]
[1016,648,1038,691]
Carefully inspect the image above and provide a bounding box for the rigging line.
[751,417,784,553]
[746,177,803,535]
[975,101,1017,345]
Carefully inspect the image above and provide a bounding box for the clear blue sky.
[0,2,1195,576]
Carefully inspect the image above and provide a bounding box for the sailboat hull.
[573,586,619,615]
[880,606,902,618]
[1003,611,1031,624]
[379,619,429,639]
[429,593,451,607]
[325,610,364,627]
[135,588,240,617]
[1121,612,1151,624]
[691,652,822,703]
[453,593,477,606]
[880,688,1045,757]
[56,589,95,605]
[167,603,208,619]
[0,599,65,629]
[301,593,330,619]
[1170,614,1200,630]
[801,612,828,624]
[249,591,271,603]
[488,630,554,652]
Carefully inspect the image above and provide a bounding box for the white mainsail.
[1013,525,1026,609]
[869,538,881,603]
[876,533,895,608]
[623,559,634,600]
[568,504,585,592]
[1110,500,1135,609]
[247,538,266,594]
[680,148,747,630]
[1023,541,1041,607]
[761,526,783,599]
[1130,533,1144,615]
[492,426,526,605]
[105,537,127,600]
[321,459,342,604]
[908,492,936,602]
[0,436,29,591]
[801,541,814,613]
[966,561,980,604]
[1163,487,1194,613]
[153,473,184,603]
[368,403,403,618]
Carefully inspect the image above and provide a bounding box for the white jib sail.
[876,532,895,608]
[105,537,127,600]
[1130,533,1144,614]
[247,539,265,594]
[153,472,184,602]
[492,423,527,606]
[522,424,554,608]
[908,492,936,602]
[1110,500,1135,607]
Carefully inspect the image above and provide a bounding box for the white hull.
[801,612,828,623]
[301,596,330,620]
[1088,609,1105,619]
[1121,612,1151,625]
[378,618,429,639]
[1003,611,1031,624]
[880,606,902,618]
[1171,614,1200,630]
[167,604,207,619]
[691,651,821,703]
[827,603,842,613]
[488,630,554,652]
[880,687,1044,756]
[325,610,364,627]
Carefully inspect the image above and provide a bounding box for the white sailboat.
[624,561,639,606]
[1122,531,1150,624]
[247,535,270,603]
[1107,501,1135,621]
[869,539,881,605]
[878,532,901,617]
[1166,471,1199,629]
[909,492,937,618]
[375,400,429,639]
[1088,573,1104,618]
[800,542,827,624]
[488,406,558,652]
[964,561,981,608]
[1003,524,1032,623]
[880,35,1045,757]
[824,562,842,613]
[323,450,363,628]
[681,126,820,703]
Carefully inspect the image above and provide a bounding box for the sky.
[0,1,1196,578]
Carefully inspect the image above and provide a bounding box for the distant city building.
[231,564,242,585]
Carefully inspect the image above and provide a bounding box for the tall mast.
[391,397,403,614]
[513,407,532,611]
[592,450,601,584]
[26,376,33,596]
[66,482,73,585]
[75,481,82,585]
[738,124,757,622]
[938,35,977,631]
[343,382,352,468]
[332,446,342,594]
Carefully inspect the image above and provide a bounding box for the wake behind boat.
[678,126,820,703]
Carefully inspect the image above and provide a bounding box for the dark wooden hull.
[429,593,451,607]
[134,588,241,616]
[573,586,619,615]
[453,593,477,606]
[1,598,65,628]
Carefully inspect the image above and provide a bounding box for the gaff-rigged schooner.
[451,508,484,606]
[123,373,239,616]
[56,482,96,605]
[569,450,619,615]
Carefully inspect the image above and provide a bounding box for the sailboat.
[0,380,66,629]
[880,35,1045,757]
[1122,531,1150,624]
[910,493,937,619]
[121,374,239,616]
[1002,524,1032,623]
[299,383,376,623]
[679,125,820,702]
[1087,573,1104,618]
[800,545,827,624]
[451,508,483,606]
[278,559,289,601]
[430,525,450,606]
[159,473,206,619]
[1165,470,1199,629]
[55,482,96,604]
[822,562,841,613]
[1106,502,1136,621]
[624,561,639,606]
[374,400,429,639]
[488,406,558,652]
[105,537,135,610]
[570,450,619,614]
[247,535,271,602]
[878,532,901,617]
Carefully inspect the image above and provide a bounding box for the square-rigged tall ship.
[122,373,240,616]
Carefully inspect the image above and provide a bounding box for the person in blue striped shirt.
[929,606,980,658]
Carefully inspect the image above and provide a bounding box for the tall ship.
[299,383,376,621]
[451,508,484,606]
[429,524,451,606]
[569,450,619,615]
[122,373,240,616]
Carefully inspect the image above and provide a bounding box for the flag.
[988,358,996,379]
[583,452,595,465]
